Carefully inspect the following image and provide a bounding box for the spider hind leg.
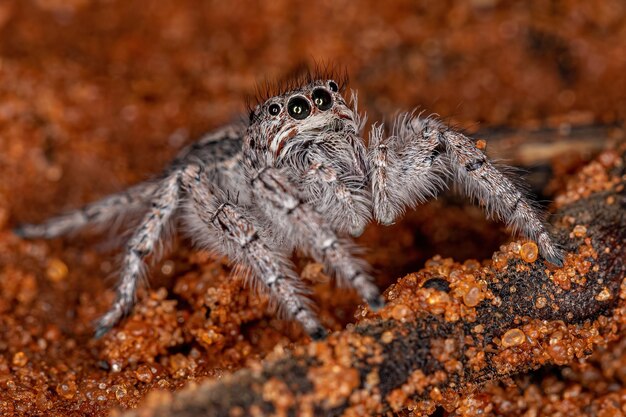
[14,181,158,239]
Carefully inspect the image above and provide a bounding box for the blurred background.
[0,1,624,415]
[1,0,625,225]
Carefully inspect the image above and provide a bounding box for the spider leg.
[251,167,383,309]
[369,116,448,226]
[370,113,564,266]
[14,181,158,239]
[180,165,325,339]
[435,121,564,266]
[94,173,181,337]
[303,162,371,236]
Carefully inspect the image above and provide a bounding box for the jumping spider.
[16,72,564,339]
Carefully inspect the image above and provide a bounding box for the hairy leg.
[14,181,158,239]
[94,174,181,337]
[369,116,449,225]
[370,113,564,266]
[430,119,564,265]
[251,167,383,308]
[180,165,325,339]
[303,162,371,236]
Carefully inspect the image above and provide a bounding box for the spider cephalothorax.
[246,78,371,237]
[15,71,564,340]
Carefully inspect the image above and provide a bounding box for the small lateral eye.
[328,80,338,92]
[312,88,332,111]
[268,103,281,116]
[287,96,311,120]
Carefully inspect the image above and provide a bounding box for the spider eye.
[287,96,311,120]
[328,80,338,92]
[312,88,332,111]
[268,103,281,116]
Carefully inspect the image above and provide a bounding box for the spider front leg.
[369,117,448,226]
[94,174,181,337]
[180,165,326,339]
[303,162,371,237]
[251,167,384,309]
[300,135,372,237]
[370,114,564,266]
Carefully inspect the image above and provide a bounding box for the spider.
[15,71,564,340]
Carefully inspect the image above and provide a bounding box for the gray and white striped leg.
[303,162,371,236]
[386,114,564,266]
[14,181,158,239]
[180,166,325,339]
[252,167,383,309]
[94,174,181,337]
[436,123,563,265]
[369,117,449,226]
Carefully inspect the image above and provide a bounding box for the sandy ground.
[0,1,625,416]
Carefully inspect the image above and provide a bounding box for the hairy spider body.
[15,74,564,339]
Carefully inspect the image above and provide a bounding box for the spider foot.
[543,251,565,267]
[367,295,385,312]
[93,306,125,339]
[13,224,43,239]
[309,326,328,341]
[538,234,565,267]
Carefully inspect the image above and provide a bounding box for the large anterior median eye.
[312,88,332,111]
[287,96,311,120]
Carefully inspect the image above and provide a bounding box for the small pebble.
[46,258,68,282]
[520,242,538,263]
[572,225,587,238]
[535,297,547,309]
[135,365,154,383]
[463,287,482,307]
[501,329,525,348]
[492,252,508,269]
[390,304,412,322]
[595,287,611,302]
[56,381,77,400]
[114,385,127,400]
[12,351,28,367]
[381,331,394,344]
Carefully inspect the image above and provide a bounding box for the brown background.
[0,0,624,415]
